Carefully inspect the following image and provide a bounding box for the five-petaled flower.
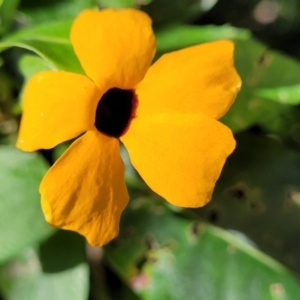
[16,9,241,246]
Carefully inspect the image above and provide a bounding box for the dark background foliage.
[1,0,300,299]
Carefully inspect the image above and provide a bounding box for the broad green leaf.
[222,38,300,133]
[197,131,300,273]
[0,146,53,263]
[19,0,94,25]
[105,200,300,300]
[0,0,20,35]
[141,0,205,26]
[0,231,89,300]
[0,20,84,74]
[97,0,153,8]
[18,54,51,80]
[254,85,300,105]
[156,24,250,55]
[97,0,135,8]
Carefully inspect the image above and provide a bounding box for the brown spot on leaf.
[130,273,150,291]
[227,244,237,254]
[247,51,273,86]
[227,182,248,202]
[257,51,273,67]
[270,283,285,297]
[109,226,136,247]
[208,208,221,224]
[230,188,246,201]
[249,200,266,214]
[284,187,300,210]
[189,221,206,242]
[191,221,205,236]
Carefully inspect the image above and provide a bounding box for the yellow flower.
[16,9,241,246]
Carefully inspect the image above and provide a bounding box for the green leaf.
[0,20,84,74]
[0,231,89,300]
[156,24,250,55]
[0,146,53,263]
[142,0,205,26]
[222,37,300,132]
[18,54,51,80]
[97,0,135,8]
[0,0,20,35]
[105,200,300,300]
[19,0,94,25]
[197,131,300,274]
[254,85,300,105]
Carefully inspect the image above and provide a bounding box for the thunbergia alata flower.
[16,9,241,245]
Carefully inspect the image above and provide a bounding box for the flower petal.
[40,130,129,246]
[122,113,235,207]
[70,9,156,90]
[17,71,101,151]
[136,40,241,119]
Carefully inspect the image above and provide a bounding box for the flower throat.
[94,88,137,138]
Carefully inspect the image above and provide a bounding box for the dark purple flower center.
[94,88,137,138]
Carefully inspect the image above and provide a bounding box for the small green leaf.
[18,54,51,80]
[142,0,204,26]
[19,0,94,25]
[0,20,83,74]
[0,146,53,263]
[97,0,135,8]
[0,0,20,35]
[0,231,89,300]
[222,38,300,132]
[105,200,300,300]
[156,24,249,55]
[254,85,300,105]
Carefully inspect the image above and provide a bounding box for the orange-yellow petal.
[40,130,129,246]
[121,113,235,207]
[136,40,241,119]
[17,71,101,151]
[71,9,156,90]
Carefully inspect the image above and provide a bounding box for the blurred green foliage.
[1,0,300,299]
